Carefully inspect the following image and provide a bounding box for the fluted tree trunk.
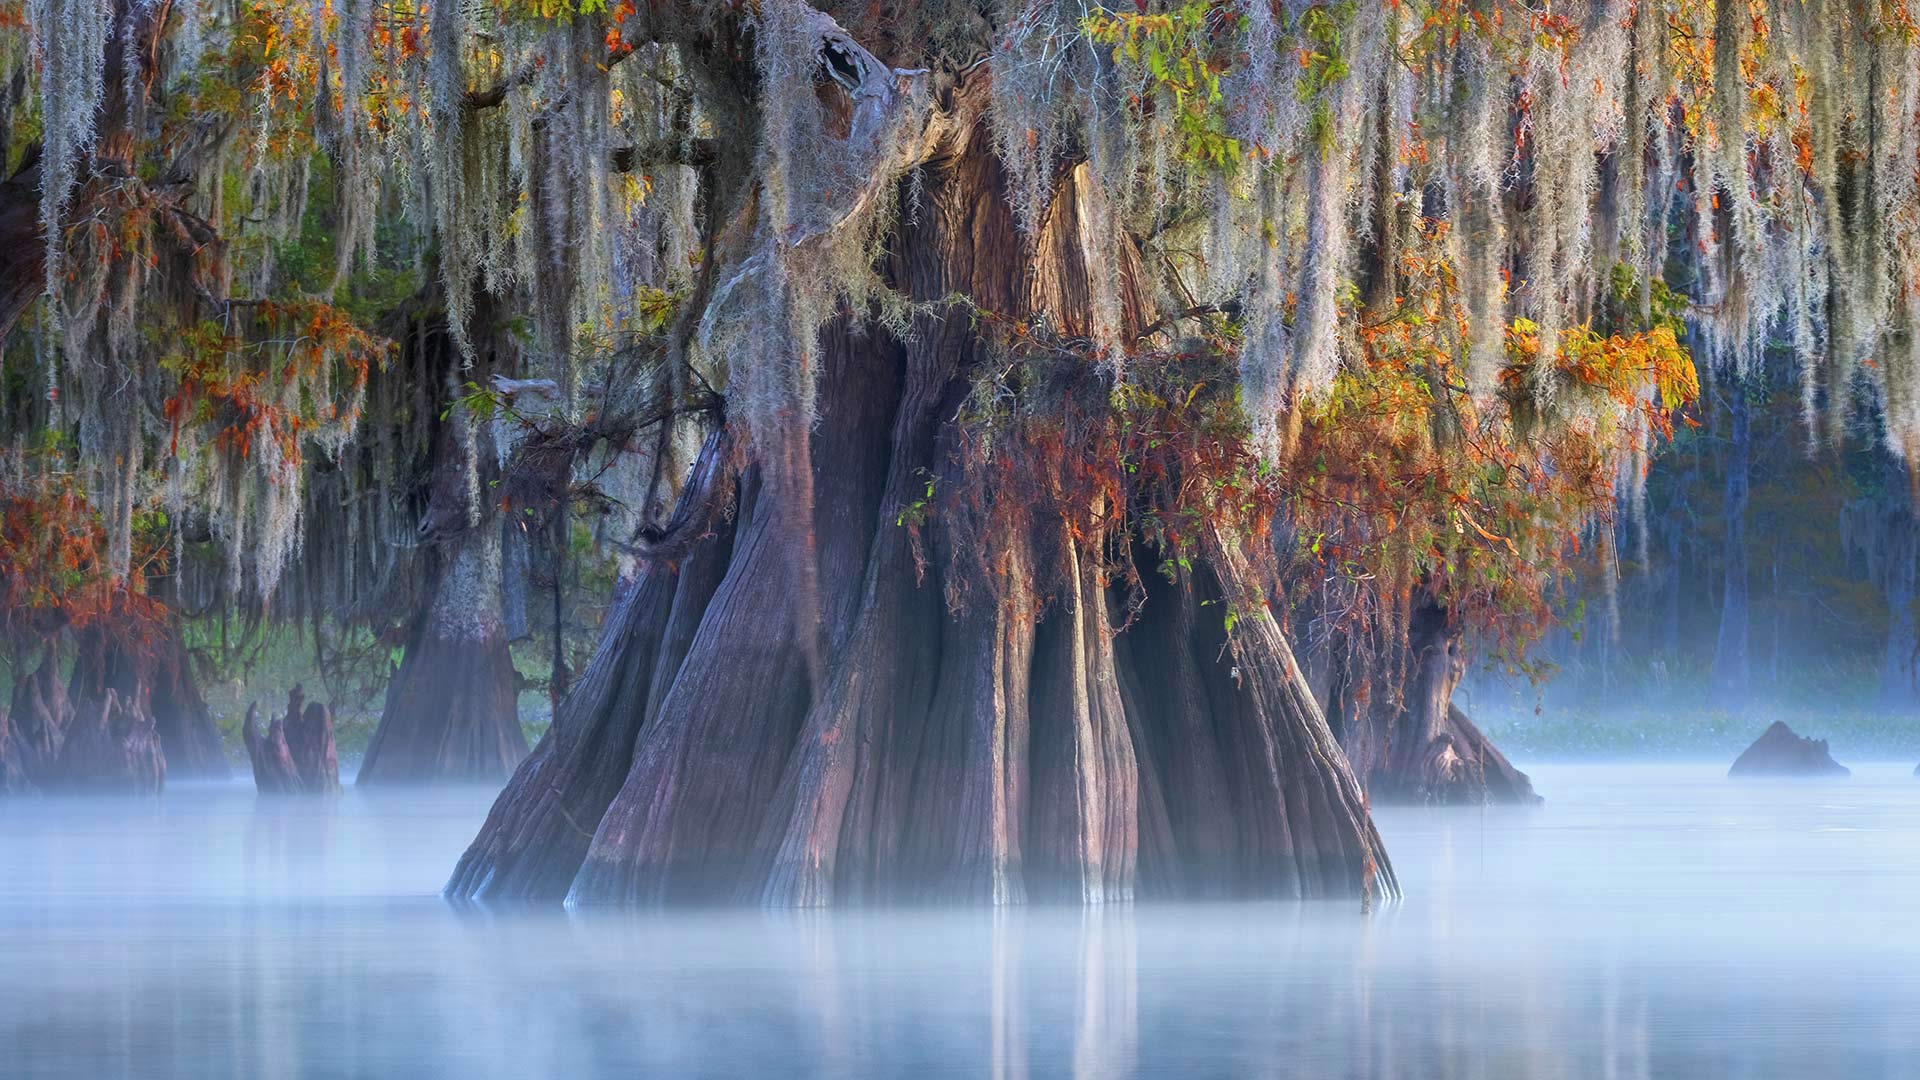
[6,644,71,785]
[1317,596,1538,806]
[69,622,229,778]
[356,311,528,785]
[450,64,1394,907]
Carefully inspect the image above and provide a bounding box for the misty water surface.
[3,762,1918,1079]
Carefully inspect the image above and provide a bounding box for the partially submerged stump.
[46,690,166,794]
[1728,722,1850,778]
[244,686,341,794]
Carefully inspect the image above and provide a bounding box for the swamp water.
[3,762,1918,1078]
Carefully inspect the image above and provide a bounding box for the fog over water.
[3,763,1917,1078]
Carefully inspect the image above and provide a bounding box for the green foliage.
[445,381,505,423]
[1085,0,1244,172]
[895,469,938,528]
[1296,1,1356,155]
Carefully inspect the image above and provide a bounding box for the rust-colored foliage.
[945,213,1696,672]
[160,298,387,467]
[1283,223,1697,667]
[948,306,1281,627]
[0,463,166,646]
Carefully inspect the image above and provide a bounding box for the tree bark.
[357,525,528,783]
[1320,597,1539,806]
[1879,551,1917,710]
[451,78,1396,907]
[447,430,739,901]
[69,622,229,778]
[6,644,72,785]
[0,707,30,793]
[244,685,341,794]
[46,689,165,793]
[0,156,41,347]
[1874,471,1920,712]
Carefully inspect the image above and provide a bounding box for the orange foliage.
[0,466,167,645]
[161,299,388,469]
[1281,223,1698,661]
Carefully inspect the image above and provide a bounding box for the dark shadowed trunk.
[1320,597,1539,806]
[69,623,229,778]
[0,155,42,347]
[0,706,29,793]
[1879,546,1918,711]
[450,72,1395,907]
[1710,383,1751,707]
[47,689,165,793]
[6,644,72,785]
[1872,462,1920,712]
[356,308,528,785]
[357,523,527,783]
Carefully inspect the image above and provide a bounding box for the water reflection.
[4,765,1920,1078]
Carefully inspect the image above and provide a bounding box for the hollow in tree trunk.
[450,59,1395,907]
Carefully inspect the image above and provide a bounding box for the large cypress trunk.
[450,68,1396,906]
[355,306,529,785]
[1317,597,1539,806]
[69,623,229,778]
[0,705,29,793]
[6,645,72,785]
[357,519,528,784]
